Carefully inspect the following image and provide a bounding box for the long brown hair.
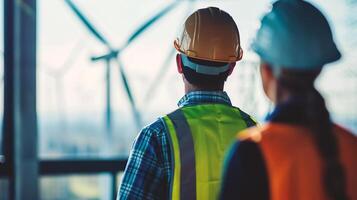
[273,68,348,200]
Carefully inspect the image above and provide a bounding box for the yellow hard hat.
[174,7,243,63]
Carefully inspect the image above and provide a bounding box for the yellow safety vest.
[162,104,256,200]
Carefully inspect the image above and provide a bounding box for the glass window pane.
[116,172,124,192]
[312,0,357,133]
[41,174,113,200]
[37,0,195,159]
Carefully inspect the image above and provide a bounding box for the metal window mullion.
[111,172,117,200]
[4,0,38,199]
[3,0,16,197]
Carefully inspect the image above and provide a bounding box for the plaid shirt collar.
[177,91,232,107]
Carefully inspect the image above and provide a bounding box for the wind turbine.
[64,0,182,134]
[40,41,84,132]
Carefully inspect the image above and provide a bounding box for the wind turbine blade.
[64,0,112,49]
[59,40,85,75]
[144,46,176,102]
[114,58,143,129]
[124,1,180,48]
[41,41,84,78]
[91,1,181,60]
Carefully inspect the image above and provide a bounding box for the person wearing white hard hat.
[220,0,357,200]
[118,7,256,200]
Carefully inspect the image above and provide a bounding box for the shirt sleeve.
[118,121,168,200]
[220,140,270,200]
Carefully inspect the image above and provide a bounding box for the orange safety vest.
[239,123,357,200]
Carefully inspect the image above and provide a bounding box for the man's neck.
[182,76,224,94]
[184,85,224,94]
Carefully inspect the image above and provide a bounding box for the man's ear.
[260,62,277,103]
[237,47,243,61]
[227,62,236,76]
[176,54,183,74]
[260,62,274,80]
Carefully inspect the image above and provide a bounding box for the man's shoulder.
[130,118,170,159]
[139,117,167,139]
[230,106,257,127]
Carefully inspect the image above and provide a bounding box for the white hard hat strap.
[181,54,230,75]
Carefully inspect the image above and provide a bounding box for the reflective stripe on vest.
[167,109,196,200]
[162,104,255,200]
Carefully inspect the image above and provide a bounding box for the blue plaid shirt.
[118,91,233,200]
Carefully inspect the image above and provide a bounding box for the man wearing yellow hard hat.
[118,7,255,200]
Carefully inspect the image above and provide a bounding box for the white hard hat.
[251,0,341,70]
